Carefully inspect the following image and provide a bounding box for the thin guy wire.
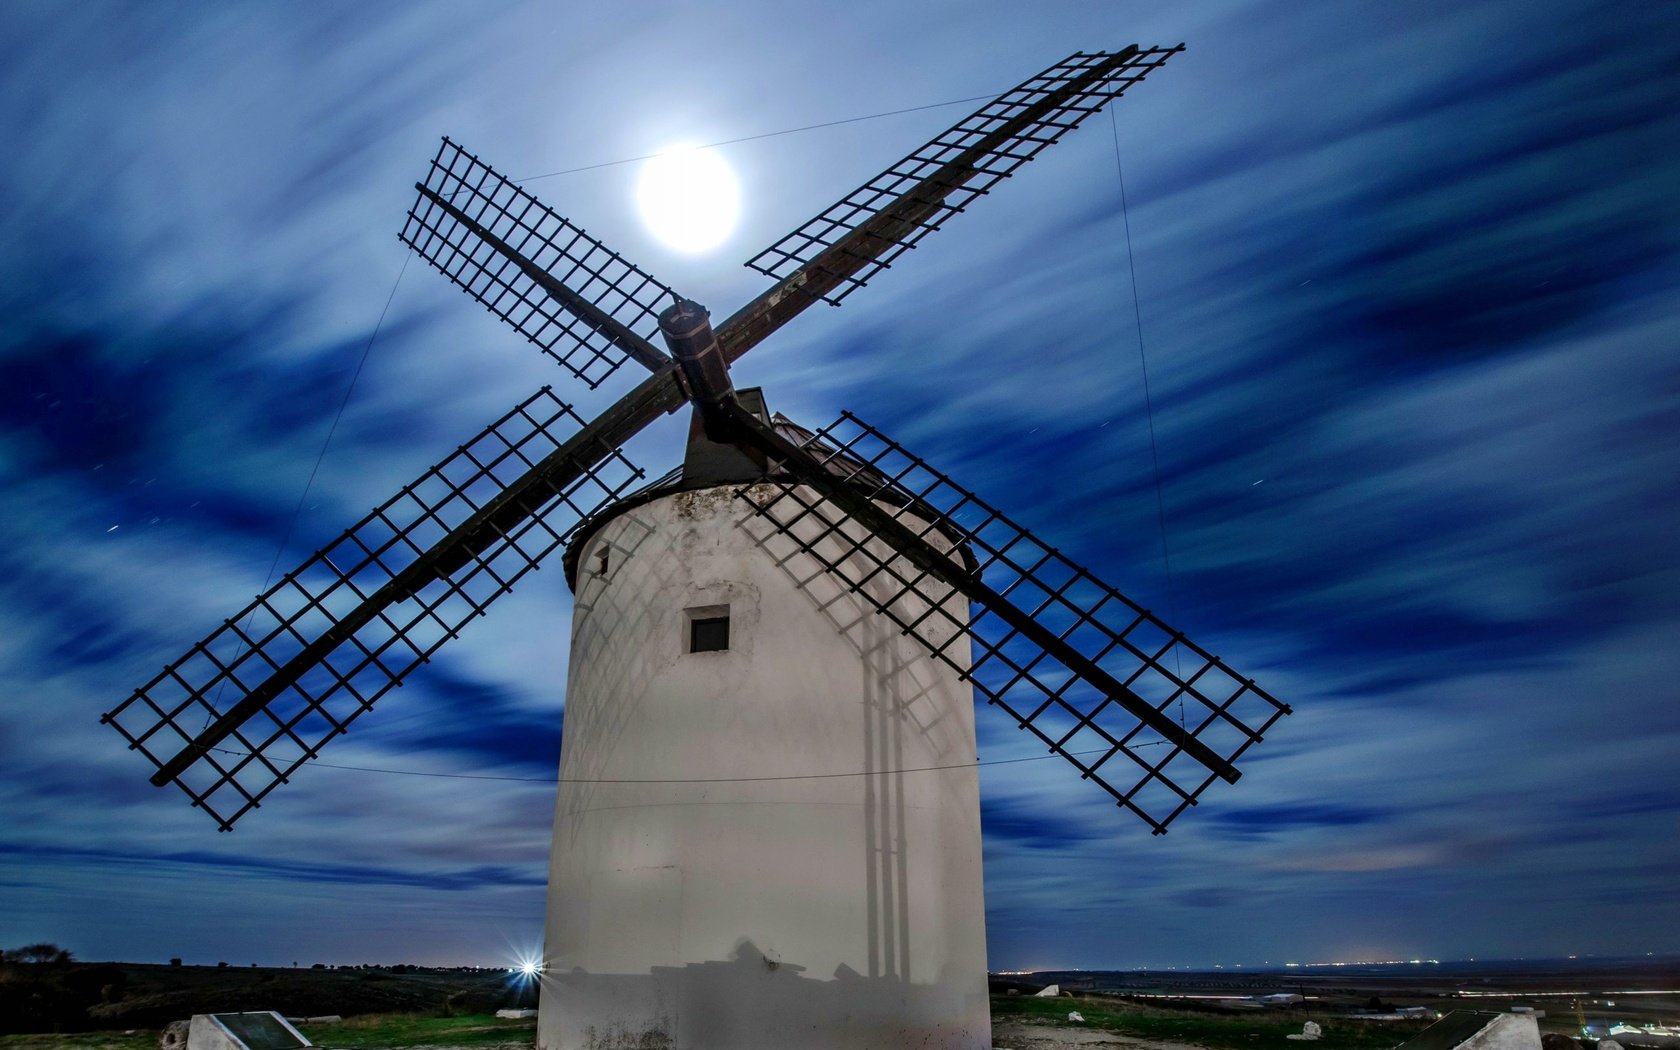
[209,742,1165,785]
[512,94,1000,184]
[1110,106,1186,726]
[201,255,411,727]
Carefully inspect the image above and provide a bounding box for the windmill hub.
[660,298,737,438]
[657,297,711,340]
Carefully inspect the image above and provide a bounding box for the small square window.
[685,604,730,653]
[690,615,730,653]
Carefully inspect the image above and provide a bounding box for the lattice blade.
[102,388,645,830]
[745,45,1181,306]
[401,138,676,387]
[735,412,1289,835]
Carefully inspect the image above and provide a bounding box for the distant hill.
[1,960,536,1034]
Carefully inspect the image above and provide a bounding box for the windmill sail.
[107,43,1248,839]
[744,46,1181,305]
[102,389,645,830]
[402,138,676,386]
[731,410,1289,834]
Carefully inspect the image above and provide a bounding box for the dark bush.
[0,944,97,1034]
[62,964,125,1002]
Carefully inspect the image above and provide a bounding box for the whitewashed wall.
[538,483,989,1050]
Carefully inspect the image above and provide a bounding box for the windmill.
[103,45,1291,1050]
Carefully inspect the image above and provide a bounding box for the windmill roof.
[560,411,973,590]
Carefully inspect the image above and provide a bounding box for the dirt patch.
[385,1044,531,1050]
[994,1020,1213,1050]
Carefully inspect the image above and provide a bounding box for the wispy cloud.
[0,0,1675,969]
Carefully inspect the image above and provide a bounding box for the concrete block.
[185,1013,311,1050]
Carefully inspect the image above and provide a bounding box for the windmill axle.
[661,298,738,443]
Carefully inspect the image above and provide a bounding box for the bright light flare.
[635,145,740,253]
[507,952,543,982]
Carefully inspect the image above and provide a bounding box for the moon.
[635,146,740,253]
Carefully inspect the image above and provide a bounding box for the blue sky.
[2,1,1677,969]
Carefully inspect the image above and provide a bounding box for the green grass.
[0,1015,537,1050]
[3,1001,1424,1050]
[0,1033,160,1050]
[991,994,1429,1050]
[299,1013,536,1048]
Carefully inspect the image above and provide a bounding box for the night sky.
[3,2,1677,970]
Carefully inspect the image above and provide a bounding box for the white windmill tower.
[104,45,1291,1050]
[547,394,989,1046]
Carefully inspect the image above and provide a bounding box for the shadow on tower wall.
[542,937,986,1050]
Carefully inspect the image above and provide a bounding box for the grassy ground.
[2,1000,1428,1050]
[991,994,1430,1050]
[291,1014,536,1048]
[0,1015,538,1050]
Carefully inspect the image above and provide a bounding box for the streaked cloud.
[1,0,1675,969]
